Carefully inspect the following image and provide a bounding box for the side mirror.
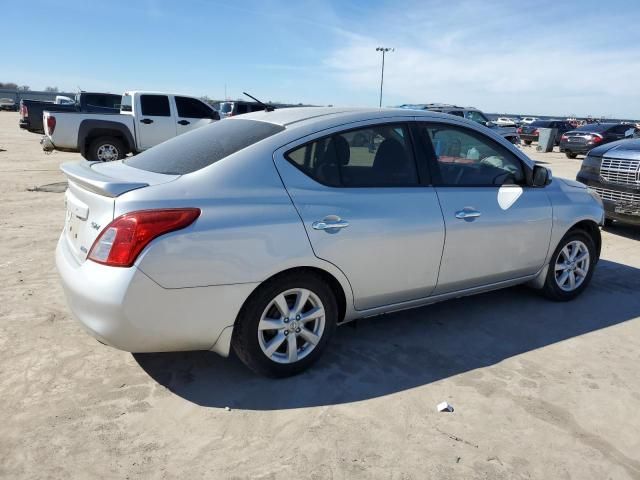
[532,165,552,187]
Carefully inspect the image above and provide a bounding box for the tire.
[541,230,596,301]
[565,152,578,159]
[87,136,125,162]
[524,140,532,145]
[232,272,338,377]
[603,218,614,228]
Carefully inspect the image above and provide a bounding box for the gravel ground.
[1,111,639,479]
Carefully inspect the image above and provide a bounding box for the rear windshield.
[219,102,233,113]
[575,123,614,133]
[125,119,285,175]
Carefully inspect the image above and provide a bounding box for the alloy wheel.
[96,144,119,161]
[257,288,326,364]
[554,240,590,292]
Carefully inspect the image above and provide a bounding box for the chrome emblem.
[91,222,101,230]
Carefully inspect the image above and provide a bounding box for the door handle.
[140,118,153,124]
[312,218,349,231]
[455,208,481,219]
[177,120,190,125]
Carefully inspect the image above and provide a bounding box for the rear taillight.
[46,116,56,135]
[88,208,201,267]
[20,104,28,118]
[517,127,522,133]
[591,134,603,143]
[561,134,568,140]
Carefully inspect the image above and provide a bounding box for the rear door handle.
[312,218,349,231]
[140,118,153,124]
[455,208,481,219]
[178,120,190,125]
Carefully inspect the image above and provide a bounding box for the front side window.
[175,96,212,118]
[140,94,170,117]
[286,124,419,187]
[420,124,525,186]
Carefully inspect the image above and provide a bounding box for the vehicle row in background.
[41,91,220,161]
[398,103,520,144]
[20,92,122,134]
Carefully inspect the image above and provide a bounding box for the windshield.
[219,102,233,114]
[120,93,132,112]
[125,119,285,174]
[464,110,489,123]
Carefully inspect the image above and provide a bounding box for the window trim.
[416,121,533,188]
[283,121,427,189]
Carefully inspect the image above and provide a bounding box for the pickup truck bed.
[19,92,121,134]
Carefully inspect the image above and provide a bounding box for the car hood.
[557,177,587,190]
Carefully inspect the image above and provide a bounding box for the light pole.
[375,47,394,108]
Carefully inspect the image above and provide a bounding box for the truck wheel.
[565,152,578,159]
[232,271,338,377]
[88,137,125,162]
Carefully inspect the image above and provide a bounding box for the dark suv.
[560,123,637,159]
[518,120,574,145]
[398,103,520,144]
[576,138,640,226]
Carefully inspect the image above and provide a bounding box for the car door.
[174,96,216,135]
[415,122,552,294]
[136,94,177,150]
[273,120,445,310]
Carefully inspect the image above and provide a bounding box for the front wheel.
[541,230,596,301]
[232,272,338,377]
[565,152,578,159]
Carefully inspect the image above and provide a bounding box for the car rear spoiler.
[60,161,148,197]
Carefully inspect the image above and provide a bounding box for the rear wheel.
[541,230,596,301]
[565,152,578,159]
[88,137,125,162]
[232,272,338,377]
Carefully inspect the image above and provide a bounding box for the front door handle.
[140,118,153,124]
[455,208,481,220]
[312,217,349,231]
[178,120,190,125]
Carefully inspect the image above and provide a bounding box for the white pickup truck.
[42,91,220,161]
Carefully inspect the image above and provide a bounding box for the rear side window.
[126,119,284,174]
[175,96,212,118]
[286,123,419,187]
[140,95,170,116]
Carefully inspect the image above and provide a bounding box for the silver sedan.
[56,108,604,377]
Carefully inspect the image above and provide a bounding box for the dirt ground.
[1,111,639,480]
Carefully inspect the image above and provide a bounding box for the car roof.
[237,106,462,127]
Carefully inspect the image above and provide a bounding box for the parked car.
[576,138,640,226]
[56,107,604,377]
[560,123,638,159]
[19,92,122,134]
[0,97,17,111]
[495,117,518,127]
[518,120,574,145]
[55,95,76,105]
[399,104,520,144]
[42,91,220,161]
[219,100,268,118]
[520,116,538,125]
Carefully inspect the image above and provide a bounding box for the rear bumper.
[519,134,538,142]
[560,142,593,154]
[55,234,258,355]
[576,173,640,225]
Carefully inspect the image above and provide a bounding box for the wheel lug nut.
[296,315,300,320]
[284,330,289,335]
[295,328,301,333]
[284,318,289,323]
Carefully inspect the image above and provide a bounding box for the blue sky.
[4,0,639,117]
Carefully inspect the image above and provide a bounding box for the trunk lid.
[562,131,591,145]
[60,161,179,264]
